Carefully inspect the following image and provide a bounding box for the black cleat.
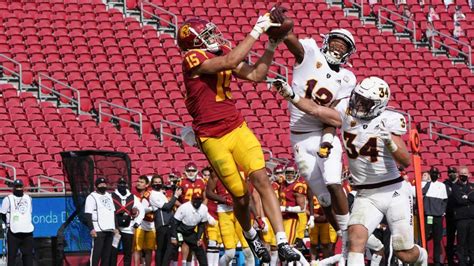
[245,234,271,263]
[278,242,300,262]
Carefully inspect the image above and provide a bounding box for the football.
[266,17,294,39]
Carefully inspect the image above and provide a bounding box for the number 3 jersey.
[290,38,356,133]
[182,46,244,138]
[335,99,408,185]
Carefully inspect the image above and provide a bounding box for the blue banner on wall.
[0,195,91,252]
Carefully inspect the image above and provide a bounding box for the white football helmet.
[321,28,356,65]
[349,77,390,120]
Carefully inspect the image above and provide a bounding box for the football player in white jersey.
[273,77,428,266]
[278,26,357,259]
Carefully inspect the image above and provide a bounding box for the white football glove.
[251,14,281,39]
[306,215,315,229]
[379,120,398,152]
[272,79,300,103]
[280,205,286,212]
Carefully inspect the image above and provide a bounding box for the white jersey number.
[343,132,379,163]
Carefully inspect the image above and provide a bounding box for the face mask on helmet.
[185,165,198,181]
[321,30,356,65]
[192,22,228,53]
[349,77,389,120]
[285,166,298,184]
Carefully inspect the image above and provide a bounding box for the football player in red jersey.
[279,163,306,245]
[179,162,206,203]
[177,14,299,262]
[177,162,207,265]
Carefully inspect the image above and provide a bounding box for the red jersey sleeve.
[183,49,209,73]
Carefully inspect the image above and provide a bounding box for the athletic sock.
[276,231,288,245]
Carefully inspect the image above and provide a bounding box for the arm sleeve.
[196,222,206,240]
[169,217,180,239]
[160,195,178,211]
[334,98,349,122]
[384,112,408,136]
[84,213,93,230]
[174,205,185,222]
[299,38,318,56]
[182,50,209,73]
[335,71,356,100]
[84,195,94,214]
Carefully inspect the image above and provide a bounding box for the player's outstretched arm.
[273,79,342,128]
[195,15,280,75]
[233,38,280,82]
[283,32,304,64]
[388,135,411,168]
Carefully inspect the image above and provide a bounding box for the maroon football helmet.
[177,18,228,53]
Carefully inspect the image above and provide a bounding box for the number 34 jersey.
[290,38,356,133]
[182,46,244,138]
[335,99,408,186]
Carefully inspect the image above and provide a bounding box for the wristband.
[250,29,261,40]
[386,140,398,153]
[321,133,334,144]
[291,93,300,104]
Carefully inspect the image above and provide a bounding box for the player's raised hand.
[317,142,333,158]
[272,79,300,103]
[251,14,281,39]
[270,5,287,23]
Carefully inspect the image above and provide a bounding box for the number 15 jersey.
[182,47,244,138]
[335,99,408,186]
[290,38,356,133]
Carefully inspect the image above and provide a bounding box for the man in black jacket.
[148,175,182,264]
[444,166,458,266]
[452,166,474,266]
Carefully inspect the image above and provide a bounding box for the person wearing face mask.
[148,175,182,264]
[421,167,448,266]
[132,175,155,266]
[444,166,458,265]
[84,177,117,266]
[163,192,208,266]
[452,166,474,266]
[0,179,34,266]
[110,178,144,266]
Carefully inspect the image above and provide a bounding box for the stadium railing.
[36,175,66,193]
[0,163,16,186]
[98,100,144,137]
[430,30,472,68]
[429,120,474,146]
[377,7,418,44]
[140,0,178,40]
[38,73,81,114]
[0,53,23,92]
[159,119,184,144]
